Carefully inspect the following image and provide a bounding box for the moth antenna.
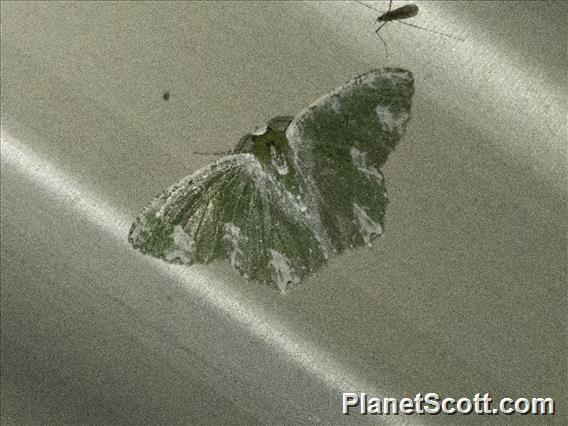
[193,149,234,156]
[393,19,465,41]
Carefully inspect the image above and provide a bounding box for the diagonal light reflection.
[1,130,415,424]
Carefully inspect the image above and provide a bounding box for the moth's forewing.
[287,68,414,252]
[129,153,326,292]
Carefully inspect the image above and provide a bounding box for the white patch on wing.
[128,219,145,244]
[152,191,172,219]
[164,225,195,263]
[352,203,383,245]
[244,157,313,229]
[330,95,341,113]
[251,125,268,136]
[270,144,289,175]
[350,147,383,181]
[285,121,330,258]
[375,105,410,136]
[269,249,299,293]
[223,223,244,269]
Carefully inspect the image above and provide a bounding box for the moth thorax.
[251,128,288,166]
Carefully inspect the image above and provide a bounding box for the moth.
[129,68,414,292]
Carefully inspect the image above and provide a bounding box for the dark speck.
[162,91,170,101]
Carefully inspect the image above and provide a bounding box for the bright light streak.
[1,130,415,425]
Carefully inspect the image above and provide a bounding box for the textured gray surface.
[1,1,566,424]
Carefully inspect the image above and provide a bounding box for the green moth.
[129,68,414,292]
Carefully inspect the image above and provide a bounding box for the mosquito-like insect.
[355,0,464,58]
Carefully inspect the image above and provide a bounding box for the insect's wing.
[287,68,414,252]
[128,154,326,291]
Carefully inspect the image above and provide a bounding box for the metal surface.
[1,1,566,424]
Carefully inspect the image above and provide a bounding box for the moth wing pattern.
[287,68,414,252]
[129,68,414,290]
[128,153,326,292]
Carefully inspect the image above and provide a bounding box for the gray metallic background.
[1,1,566,424]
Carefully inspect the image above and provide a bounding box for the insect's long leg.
[375,21,389,59]
[356,1,391,58]
[354,0,385,14]
[393,19,465,41]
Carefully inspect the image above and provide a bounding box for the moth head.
[249,123,289,167]
[234,116,294,170]
[233,116,293,156]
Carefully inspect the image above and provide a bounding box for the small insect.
[129,68,415,292]
[355,0,464,58]
[163,91,170,101]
